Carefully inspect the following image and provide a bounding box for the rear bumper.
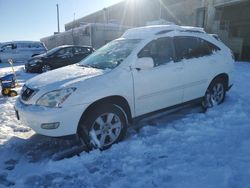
[14,98,87,137]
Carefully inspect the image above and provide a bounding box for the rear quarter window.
[174,36,220,61]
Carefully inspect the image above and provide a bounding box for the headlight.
[36,88,76,108]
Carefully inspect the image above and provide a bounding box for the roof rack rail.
[155,27,205,36]
[155,29,174,35]
[179,29,205,34]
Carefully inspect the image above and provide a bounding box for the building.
[65,0,250,61]
[41,23,129,50]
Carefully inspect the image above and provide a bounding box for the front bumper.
[25,63,41,73]
[15,98,87,137]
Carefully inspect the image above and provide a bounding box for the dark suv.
[25,45,94,73]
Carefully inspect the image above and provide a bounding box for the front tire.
[78,104,127,150]
[202,78,226,109]
[41,64,51,73]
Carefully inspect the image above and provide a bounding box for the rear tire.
[202,78,226,110]
[78,104,127,150]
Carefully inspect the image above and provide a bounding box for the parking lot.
[1,61,250,187]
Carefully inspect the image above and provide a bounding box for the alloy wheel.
[204,82,225,108]
[211,83,225,104]
[89,113,122,148]
[41,65,51,72]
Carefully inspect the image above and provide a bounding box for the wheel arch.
[209,73,229,90]
[77,95,132,133]
[31,54,39,57]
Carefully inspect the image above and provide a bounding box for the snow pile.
[0,62,250,187]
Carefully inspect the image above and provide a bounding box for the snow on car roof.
[122,25,205,39]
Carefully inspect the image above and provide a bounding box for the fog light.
[41,122,60,129]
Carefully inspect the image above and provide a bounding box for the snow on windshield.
[79,39,141,70]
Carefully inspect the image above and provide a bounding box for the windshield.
[46,46,61,56]
[79,39,141,70]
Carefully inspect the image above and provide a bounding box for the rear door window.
[174,36,220,61]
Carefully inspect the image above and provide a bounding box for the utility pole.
[159,0,162,20]
[56,4,60,33]
[103,8,109,24]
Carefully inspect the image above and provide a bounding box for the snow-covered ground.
[0,61,250,188]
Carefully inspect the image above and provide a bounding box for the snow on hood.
[25,64,105,89]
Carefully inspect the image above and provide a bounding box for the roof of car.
[57,45,93,49]
[1,41,43,44]
[122,24,205,39]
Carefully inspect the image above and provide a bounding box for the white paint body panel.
[133,61,184,116]
[15,25,234,137]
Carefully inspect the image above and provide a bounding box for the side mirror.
[12,44,17,49]
[135,57,154,71]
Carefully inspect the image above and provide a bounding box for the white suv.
[15,25,234,150]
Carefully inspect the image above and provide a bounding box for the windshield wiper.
[78,64,104,70]
[78,64,93,68]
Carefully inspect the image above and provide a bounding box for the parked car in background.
[25,45,94,73]
[15,25,234,150]
[0,41,47,63]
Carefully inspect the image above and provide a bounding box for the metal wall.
[54,0,250,60]
[41,24,129,50]
[65,0,203,30]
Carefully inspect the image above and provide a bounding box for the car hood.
[25,64,106,89]
[27,53,46,62]
[33,53,46,58]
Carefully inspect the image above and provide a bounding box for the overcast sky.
[0,0,122,42]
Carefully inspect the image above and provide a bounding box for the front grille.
[21,85,36,101]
